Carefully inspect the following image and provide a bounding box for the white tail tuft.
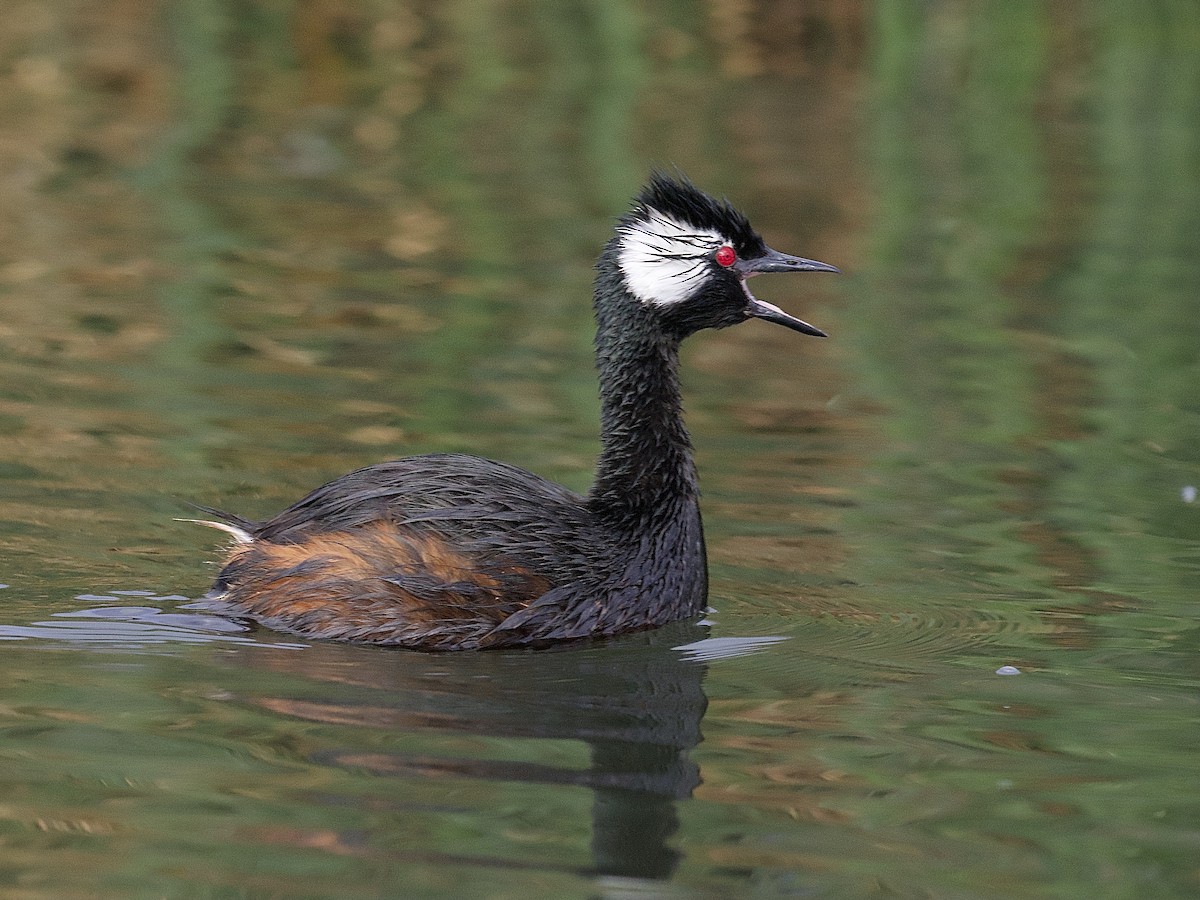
[175,518,254,545]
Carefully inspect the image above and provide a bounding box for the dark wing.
[251,452,579,527]
[237,453,596,584]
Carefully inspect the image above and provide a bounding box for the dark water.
[1,3,1198,897]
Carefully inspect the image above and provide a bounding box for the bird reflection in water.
[233,618,713,882]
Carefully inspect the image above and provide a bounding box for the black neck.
[587,254,699,521]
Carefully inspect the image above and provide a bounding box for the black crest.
[631,171,766,257]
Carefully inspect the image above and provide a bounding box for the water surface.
[0,4,1198,897]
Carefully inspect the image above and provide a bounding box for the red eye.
[715,245,737,267]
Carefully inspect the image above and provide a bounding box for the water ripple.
[672,635,790,662]
[0,604,306,650]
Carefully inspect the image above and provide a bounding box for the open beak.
[734,246,838,337]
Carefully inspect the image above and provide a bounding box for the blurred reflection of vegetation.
[863,2,1044,590]
[1057,6,1200,577]
[132,1,755,498]
[828,7,1200,895]
[133,0,239,464]
[860,4,1199,614]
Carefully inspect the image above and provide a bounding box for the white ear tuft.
[617,210,725,307]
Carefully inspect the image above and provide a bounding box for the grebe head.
[610,172,839,339]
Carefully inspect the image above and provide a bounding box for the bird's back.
[201,454,601,649]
